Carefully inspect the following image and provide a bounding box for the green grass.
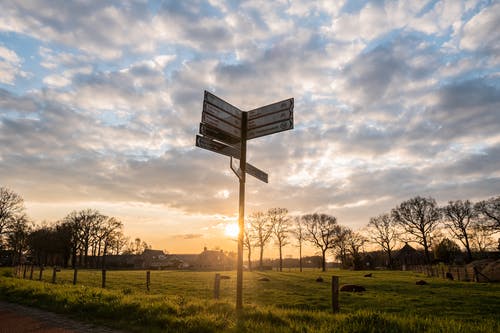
[1,267,498,332]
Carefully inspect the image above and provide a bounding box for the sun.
[224,223,240,238]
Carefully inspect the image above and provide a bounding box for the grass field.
[0,267,498,332]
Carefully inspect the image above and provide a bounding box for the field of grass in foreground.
[0,268,498,332]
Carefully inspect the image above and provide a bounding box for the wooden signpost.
[195,90,294,310]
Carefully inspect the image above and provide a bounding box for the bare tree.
[7,214,31,265]
[292,216,305,272]
[303,213,338,272]
[0,187,25,246]
[367,213,399,268]
[333,225,350,268]
[98,217,123,268]
[347,230,366,270]
[268,208,290,272]
[248,211,273,270]
[474,196,500,231]
[470,222,496,252]
[441,200,475,261]
[243,225,253,271]
[63,209,106,267]
[392,196,441,264]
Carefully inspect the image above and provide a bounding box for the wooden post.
[101,269,106,288]
[332,276,339,313]
[456,267,460,281]
[214,273,221,299]
[29,265,34,280]
[51,266,57,284]
[23,265,28,279]
[39,266,44,281]
[73,268,78,285]
[146,271,151,291]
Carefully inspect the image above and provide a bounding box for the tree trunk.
[321,249,326,272]
[247,248,252,272]
[464,235,472,262]
[259,246,264,270]
[299,242,303,272]
[278,242,283,272]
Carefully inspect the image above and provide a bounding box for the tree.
[292,216,305,272]
[248,211,273,270]
[433,238,461,264]
[392,196,441,264]
[441,200,475,261]
[474,196,500,231]
[333,225,350,268]
[268,208,290,272]
[367,213,399,268]
[243,225,253,271]
[97,217,123,268]
[303,213,338,272]
[62,209,106,268]
[0,187,25,247]
[6,214,31,265]
[470,222,496,252]
[346,230,366,270]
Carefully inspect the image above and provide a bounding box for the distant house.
[196,247,236,271]
[394,243,426,269]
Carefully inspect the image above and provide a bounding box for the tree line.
[0,186,151,268]
[242,196,499,272]
[1,186,498,271]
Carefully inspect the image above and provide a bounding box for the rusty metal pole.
[236,112,247,311]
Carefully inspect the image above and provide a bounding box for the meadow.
[0,267,498,332]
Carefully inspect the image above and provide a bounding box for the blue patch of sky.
[98,110,132,127]
[0,32,46,93]
[340,0,366,14]
[415,0,440,17]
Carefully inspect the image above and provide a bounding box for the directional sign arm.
[196,135,268,183]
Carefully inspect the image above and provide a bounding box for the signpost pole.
[236,112,247,311]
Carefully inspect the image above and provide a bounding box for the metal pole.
[236,112,247,310]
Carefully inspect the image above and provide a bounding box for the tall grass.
[1,268,498,332]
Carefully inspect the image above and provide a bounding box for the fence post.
[101,269,106,288]
[51,266,57,284]
[39,266,44,281]
[214,273,221,299]
[456,267,460,281]
[146,271,151,291]
[29,265,34,280]
[332,276,339,313]
[22,265,27,279]
[73,268,78,285]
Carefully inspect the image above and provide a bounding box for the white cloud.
[460,2,500,53]
[0,45,27,84]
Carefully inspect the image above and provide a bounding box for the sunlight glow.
[224,223,240,238]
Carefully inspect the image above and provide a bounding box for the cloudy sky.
[1,0,499,255]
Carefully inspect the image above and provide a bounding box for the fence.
[412,264,489,282]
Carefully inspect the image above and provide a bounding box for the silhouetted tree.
[470,222,496,252]
[333,225,350,268]
[347,230,366,270]
[433,238,461,264]
[392,196,441,264]
[303,213,338,272]
[6,214,31,265]
[0,187,25,248]
[441,200,475,262]
[367,213,399,268]
[292,216,305,272]
[474,196,500,231]
[248,211,273,270]
[269,208,290,272]
[243,225,253,271]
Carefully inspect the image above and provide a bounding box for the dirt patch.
[0,301,126,333]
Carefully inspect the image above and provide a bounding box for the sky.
[0,0,499,256]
